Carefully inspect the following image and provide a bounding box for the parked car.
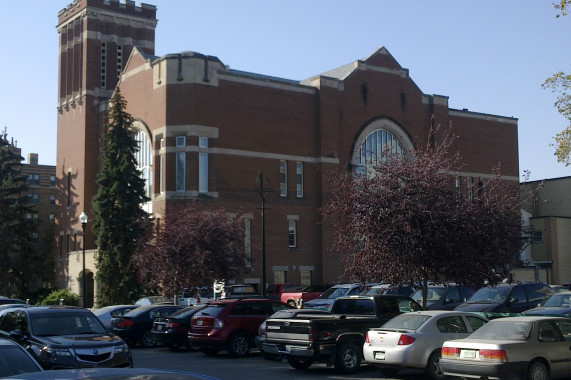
[223,284,259,299]
[2,367,221,379]
[524,292,571,316]
[177,287,215,306]
[550,285,570,293]
[363,310,488,379]
[302,283,377,310]
[265,284,303,300]
[411,284,476,310]
[188,298,291,358]
[135,296,172,306]
[0,296,26,305]
[93,305,138,328]
[280,284,333,308]
[441,316,571,379]
[0,338,43,377]
[454,282,553,314]
[151,305,206,350]
[361,283,417,297]
[110,304,184,347]
[0,306,132,370]
[255,308,331,359]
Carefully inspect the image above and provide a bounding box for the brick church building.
[55,0,519,304]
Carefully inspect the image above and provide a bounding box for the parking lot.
[131,346,429,380]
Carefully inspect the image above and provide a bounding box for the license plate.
[197,320,203,326]
[374,351,386,360]
[461,349,476,358]
[157,325,163,331]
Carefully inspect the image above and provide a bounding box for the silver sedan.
[363,310,487,380]
[441,316,571,380]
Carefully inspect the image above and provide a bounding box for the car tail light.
[365,332,370,344]
[213,319,224,329]
[117,319,134,328]
[479,349,508,362]
[397,334,416,345]
[309,328,317,341]
[441,347,460,357]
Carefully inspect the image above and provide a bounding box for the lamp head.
[80,211,88,226]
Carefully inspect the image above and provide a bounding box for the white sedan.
[441,316,571,380]
[363,310,488,380]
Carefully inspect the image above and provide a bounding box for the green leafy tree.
[543,1,571,165]
[0,131,36,296]
[92,89,151,306]
[40,289,79,306]
[133,204,248,299]
[322,127,530,308]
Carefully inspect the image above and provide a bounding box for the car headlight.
[42,347,72,357]
[114,343,129,353]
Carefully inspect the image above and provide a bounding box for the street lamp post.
[79,211,88,308]
[255,172,271,298]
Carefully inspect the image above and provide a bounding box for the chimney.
[28,153,38,166]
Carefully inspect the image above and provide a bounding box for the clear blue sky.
[1,1,570,182]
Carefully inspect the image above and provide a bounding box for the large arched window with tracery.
[134,125,153,213]
[352,118,413,176]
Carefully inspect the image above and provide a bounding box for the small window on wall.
[296,162,303,198]
[199,137,208,193]
[176,152,185,192]
[300,270,312,288]
[50,175,56,188]
[533,231,543,244]
[274,270,286,284]
[176,136,186,147]
[288,219,297,248]
[280,160,287,197]
[244,218,252,267]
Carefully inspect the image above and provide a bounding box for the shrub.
[40,289,79,306]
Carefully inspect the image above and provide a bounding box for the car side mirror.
[9,330,26,340]
[508,297,518,304]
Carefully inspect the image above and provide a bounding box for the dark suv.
[0,306,132,370]
[188,298,291,357]
[411,284,476,310]
[454,282,554,314]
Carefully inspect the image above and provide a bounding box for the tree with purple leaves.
[322,126,534,308]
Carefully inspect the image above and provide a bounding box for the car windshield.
[467,287,510,303]
[543,294,571,307]
[319,287,350,299]
[469,320,532,340]
[411,287,446,302]
[30,312,107,336]
[0,345,42,377]
[382,313,432,330]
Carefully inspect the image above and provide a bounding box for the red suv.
[188,298,291,357]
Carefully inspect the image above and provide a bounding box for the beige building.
[518,176,571,285]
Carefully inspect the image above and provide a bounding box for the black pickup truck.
[262,294,422,374]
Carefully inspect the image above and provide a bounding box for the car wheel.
[426,351,446,380]
[140,330,156,348]
[379,368,400,377]
[227,332,251,358]
[334,342,362,374]
[201,347,220,356]
[288,357,313,370]
[528,361,549,380]
[287,300,297,308]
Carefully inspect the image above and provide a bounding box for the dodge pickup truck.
[262,295,422,374]
[280,284,333,308]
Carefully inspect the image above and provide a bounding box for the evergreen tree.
[0,131,36,296]
[92,89,150,306]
